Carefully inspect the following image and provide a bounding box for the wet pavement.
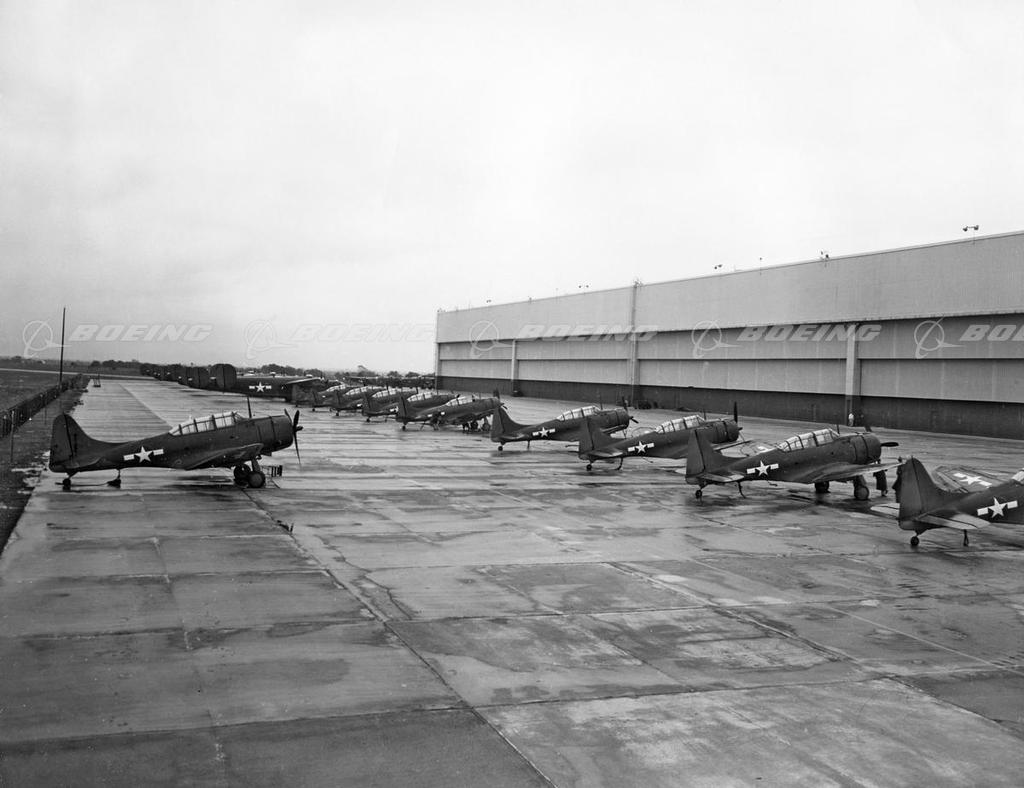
[1,379,1023,786]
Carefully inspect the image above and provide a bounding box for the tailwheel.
[910,535,920,547]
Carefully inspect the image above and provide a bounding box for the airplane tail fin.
[686,426,727,481]
[578,416,614,458]
[49,414,111,472]
[395,395,413,423]
[897,457,955,526]
[489,404,524,442]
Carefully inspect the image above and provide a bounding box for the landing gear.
[814,481,830,494]
[963,530,969,547]
[498,444,504,452]
[106,470,122,488]
[853,477,870,501]
[910,535,920,547]
[236,460,266,489]
[586,463,593,472]
[695,488,703,499]
[61,477,72,490]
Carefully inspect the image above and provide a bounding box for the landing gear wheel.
[247,470,266,489]
[910,535,920,547]
[695,489,703,500]
[469,420,479,432]
[586,463,593,472]
[498,444,504,452]
[854,484,870,501]
[233,465,248,484]
[814,481,830,493]
[61,477,72,490]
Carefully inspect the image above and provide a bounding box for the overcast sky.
[2,0,1022,372]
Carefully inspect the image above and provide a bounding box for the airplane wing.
[930,465,1003,493]
[178,443,265,471]
[786,460,902,486]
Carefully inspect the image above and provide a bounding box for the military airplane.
[234,373,324,402]
[359,387,419,421]
[685,425,899,499]
[408,395,502,431]
[578,411,741,471]
[49,410,301,489]
[309,383,359,411]
[490,404,633,451]
[393,391,458,429]
[325,385,386,414]
[886,456,1024,547]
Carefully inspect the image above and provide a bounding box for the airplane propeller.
[881,441,899,448]
[287,409,303,466]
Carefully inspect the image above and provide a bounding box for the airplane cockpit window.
[777,428,840,451]
[558,405,599,421]
[1013,470,1024,483]
[170,411,241,436]
[657,415,704,432]
[448,396,474,406]
[811,428,840,445]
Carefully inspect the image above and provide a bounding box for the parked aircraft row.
[57,378,1023,549]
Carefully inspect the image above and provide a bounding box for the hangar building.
[435,231,1024,439]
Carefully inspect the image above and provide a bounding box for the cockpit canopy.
[557,405,599,421]
[655,415,706,433]
[169,411,243,436]
[408,390,454,404]
[446,395,477,407]
[775,428,840,452]
[372,387,416,400]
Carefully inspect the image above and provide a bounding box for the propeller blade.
[246,394,253,419]
[288,410,303,467]
[881,441,899,448]
[733,401,738,423]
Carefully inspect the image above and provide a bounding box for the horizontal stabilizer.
[900,511,988,531]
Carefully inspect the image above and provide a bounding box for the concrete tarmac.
[2,379,1023,786]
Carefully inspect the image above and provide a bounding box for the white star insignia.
[747,461,779,477]
[955,473,992,487]
[628,441,654,455]
[123,445,165,463]
[533,427,555,437]
[976,497,1018,518]
[250,382,270,393]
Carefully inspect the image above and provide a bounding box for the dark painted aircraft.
[235,373,324,402]
[393,391,458,429]
[578,412,741,471]
[360,387,419,420]
[490,404,633,451]
[410,395,502,431]
[325,385,386,413]
[888,456,1024,547]
[50,410,301,489]
[685,426,899,499]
